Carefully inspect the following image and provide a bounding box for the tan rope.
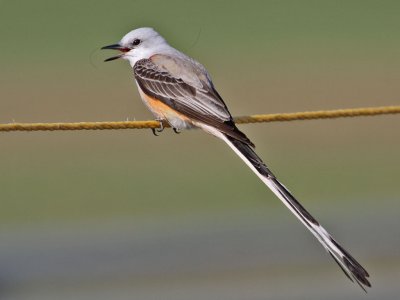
[1,105,399,132]
[234,105,400,124]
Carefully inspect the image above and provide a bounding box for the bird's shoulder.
[143,53,211,91]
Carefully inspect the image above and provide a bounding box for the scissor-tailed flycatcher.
[102,27,370,290]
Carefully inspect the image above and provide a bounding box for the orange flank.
[140,91,191,123]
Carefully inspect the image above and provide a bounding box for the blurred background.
[0,0,399,299]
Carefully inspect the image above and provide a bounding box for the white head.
[102,27,170,67]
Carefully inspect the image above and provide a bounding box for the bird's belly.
[138,89,193,130]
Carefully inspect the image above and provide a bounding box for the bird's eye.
[132,39,141,46]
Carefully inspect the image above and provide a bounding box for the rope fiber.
[0,105,399,132]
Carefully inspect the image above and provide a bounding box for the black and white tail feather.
[202,124,371,291]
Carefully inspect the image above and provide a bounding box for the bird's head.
[101,27,167,66]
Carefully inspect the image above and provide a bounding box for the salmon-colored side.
[140,90,191,123]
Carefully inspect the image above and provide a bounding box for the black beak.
[101,43,130,62]
[101,44,123,50]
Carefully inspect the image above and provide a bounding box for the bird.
[101,27,370,290]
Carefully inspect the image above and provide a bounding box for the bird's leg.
[151,119,164,136]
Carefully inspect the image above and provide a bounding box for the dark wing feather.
[134,58,253,146]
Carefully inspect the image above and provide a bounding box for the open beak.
[101,43,130,62]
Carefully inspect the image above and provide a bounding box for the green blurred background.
[0,1,399,299]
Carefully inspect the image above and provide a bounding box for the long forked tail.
[218,132,371,291]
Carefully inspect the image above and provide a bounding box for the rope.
[0,105,399,132]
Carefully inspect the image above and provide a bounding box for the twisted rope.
[1,105,399,132]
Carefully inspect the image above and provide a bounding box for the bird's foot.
[173,127,181,134]
[151,120,164,136]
